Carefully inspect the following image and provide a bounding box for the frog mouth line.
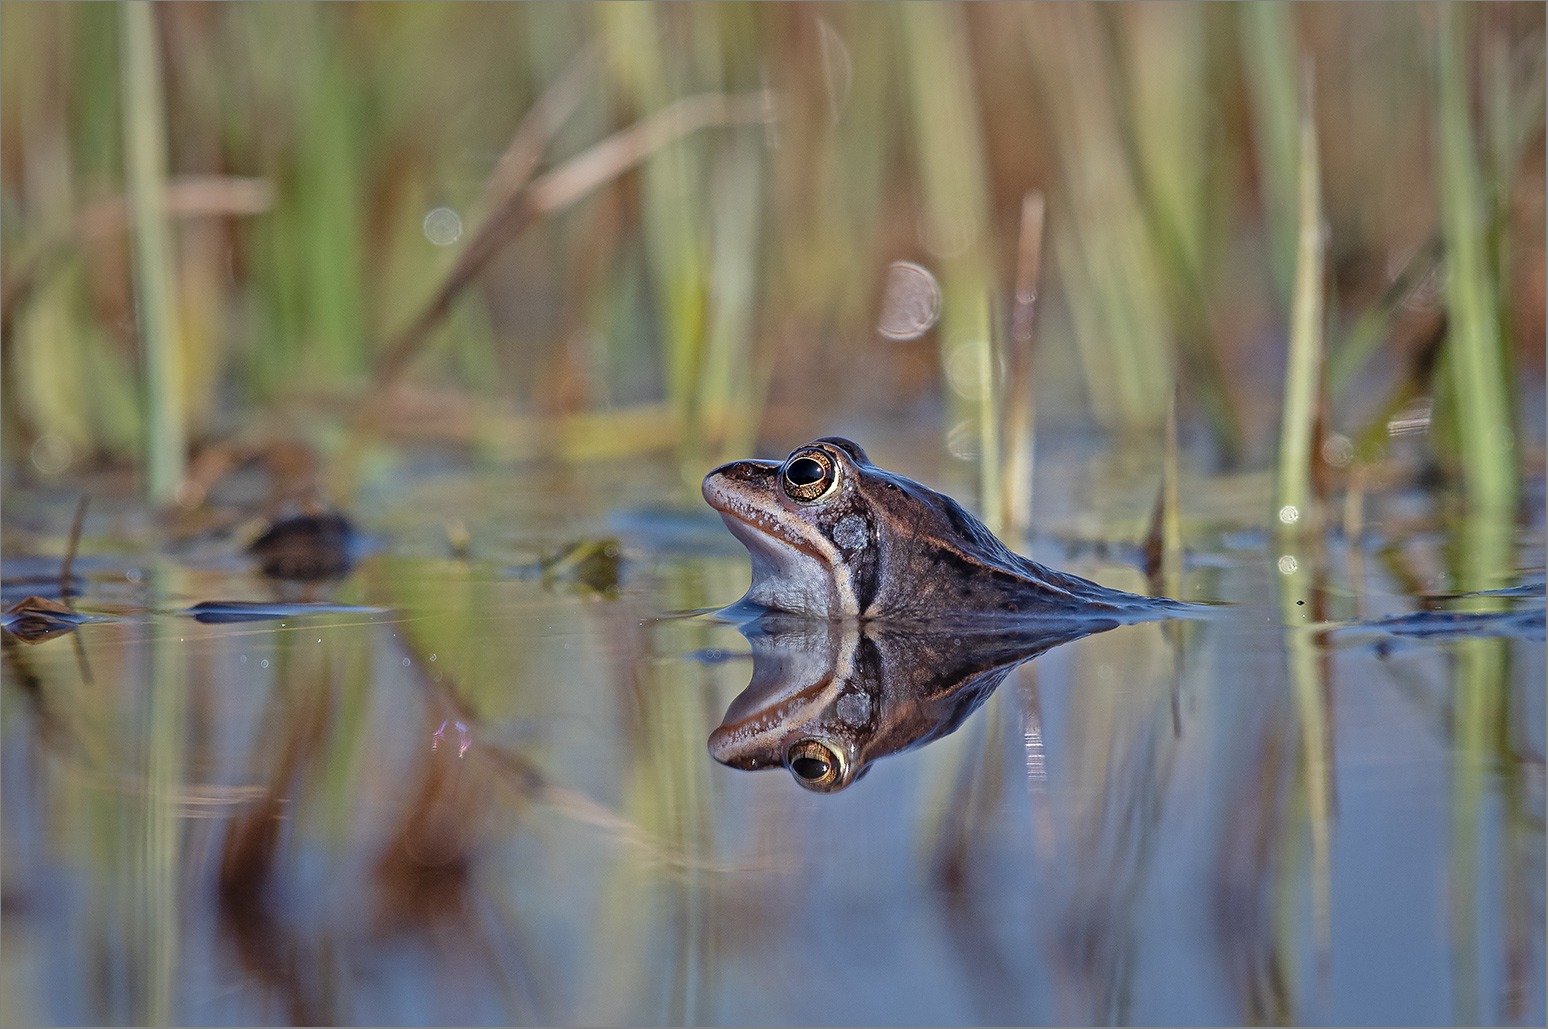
[711,504,827,564]
[708,630,860,769]
[702,472,828,564]
[707,676,842,767]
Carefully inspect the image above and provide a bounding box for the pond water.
[2,428,1544,1026]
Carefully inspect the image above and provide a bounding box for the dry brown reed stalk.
[59,493,88,602]
[477,44,601,221]
[1143,388,1182,600]
[0,176,274,344]
[1327,233,1443,397]
[366,89,777,397]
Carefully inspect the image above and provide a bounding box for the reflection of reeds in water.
[926,689,1035,1026]
[217,631,333,1026]
[2,6,1544,1020]
[4,538,1540,1023]
[914,562,1185,1024]
[1433,8,1528,1023]
[1271,58,1336,1002]
[1212,714,1294,1026]
[578,565,718,1025]
[140,603,186,1027]
[1052,616,1179,1025]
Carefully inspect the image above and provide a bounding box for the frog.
[707,613,1104,792]
[702,436,1176,623]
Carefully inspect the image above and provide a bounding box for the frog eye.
[782,449,837,503]
[785,738,847,792]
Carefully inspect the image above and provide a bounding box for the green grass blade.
[899,1,1000,525]
[1435,2,1517,523]
[1239,1,1300,310]
[1274,69,1323,534]
[120,0,185,504]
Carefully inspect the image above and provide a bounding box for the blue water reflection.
[2,454,1543,1026]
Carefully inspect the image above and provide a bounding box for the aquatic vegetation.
[0,2,1543,1026]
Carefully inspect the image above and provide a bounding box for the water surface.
[2,440,1543,1026]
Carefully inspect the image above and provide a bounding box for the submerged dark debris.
[248,511,358,581]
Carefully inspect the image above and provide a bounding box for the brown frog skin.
[702,436,1175,622]
[708,614,1107,792]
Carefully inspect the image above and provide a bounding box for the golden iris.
[786,738,845,791]
[782,449,835,502]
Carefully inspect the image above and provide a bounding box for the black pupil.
[791,755,830,780]
[787,457,825,486]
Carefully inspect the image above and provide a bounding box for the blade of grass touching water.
[1435,2,1517,527]
[120,0,186,505]
[59,493,88,602]
[1274,68,1324,535]
[1001,191,1044,549]
[1144,389,1183,601]
[1435,11,1519,1015]
[1273,62,1333,989]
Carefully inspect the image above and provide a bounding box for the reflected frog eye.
[782,449,837,503]
[785,738,846,792]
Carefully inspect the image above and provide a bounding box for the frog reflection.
[708,613,1117,792]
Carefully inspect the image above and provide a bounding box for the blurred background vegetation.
[2,7,1543,1025]
[0,0,1543,522]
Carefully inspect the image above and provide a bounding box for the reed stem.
[1240,1,1301,310]
[1274,68,1324,535]
[120,0,186,505]
[1001,191,1044,548]
[899,1,999,524]
[1435,2,1517,524]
